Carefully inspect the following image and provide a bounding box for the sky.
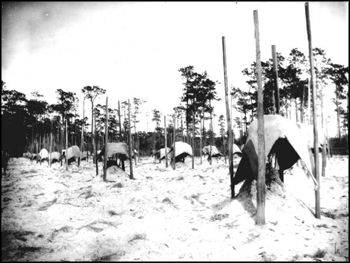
[1,1,349,136]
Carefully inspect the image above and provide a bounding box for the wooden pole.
[49,120,52,167]
[173,113,176,170]
[272,45,280,114]
[192,111,195,169]
[301,84,305,123]
[92,100,95,165]
[305,2,321,219]
[128,99,134,179]
[308,78,311,124]
[209,117,212,165]
[81,98,85,161]
[321,87,327,177]
[103,97,108,181]
[210,102,214,166]
[254,10,266,225]
[95,108,98,175]
[60,121,63,166]
[272,89,276,114]
[222,36,234,198]
[200,107,203,165]
[118,101,122,142]
[164,116,168,168]
[65,117,68,171]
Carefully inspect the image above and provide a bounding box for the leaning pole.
[222,36,234,199]
[305,2,321,219]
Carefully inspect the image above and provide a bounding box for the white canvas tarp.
[234,115,317,187]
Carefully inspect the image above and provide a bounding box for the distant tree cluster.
[2,47,348,158]
[231,47,348,141]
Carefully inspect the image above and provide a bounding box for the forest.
[1,47,348,159]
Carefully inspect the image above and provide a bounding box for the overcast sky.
[1,1,348,135]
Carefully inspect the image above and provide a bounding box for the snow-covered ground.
[1,154,348,261]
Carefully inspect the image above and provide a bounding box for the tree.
[1,81,30,156]
[218,114,226,163]
[82,86,106,163]
[327,63,349,138]
[132,98,146,157]
[287,48,309,122]
[152,109,162,149]
[120,100,129,142]
[179,66,220,150]
[51,89,77,165]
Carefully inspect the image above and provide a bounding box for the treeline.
[1,85,150,157]
[1,47,348,158]
[231,47,348,138]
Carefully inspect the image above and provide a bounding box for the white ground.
[1,154,348,261]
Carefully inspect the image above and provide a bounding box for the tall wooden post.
[65,117,68,171]
[305,2,320,219]
[173,112,176,170]
[272,45,280,114]
[192,111,195,169]
[320,85,327,176]
[164,116,168,168]
[210,102,214,166]
[301,84,305,123]
[272,89,276,114]
[118,101,122,142]
[81,98,85,161]
[60,121,63,166]
[128,99,134,179]
[254,10,266,225]
[222,36,234,198]
[92,101,96,165]
[200,107,203,165]
[103,97,108,181]
[49,120,52,167]
[95,108,98,175]
[308,78,311,124]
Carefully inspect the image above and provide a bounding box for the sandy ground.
[1,154,348,261]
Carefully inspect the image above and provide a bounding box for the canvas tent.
[202,145,222,157]
[98,142,132,171]
[99,142,131,159]
[168,141,193,163]
[232,115,318,196]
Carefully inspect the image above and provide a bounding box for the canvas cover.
[66,145,81,160]
[39,148,49,159]
[232,144,242,155]
[101,142,131,159]
[50,152,61,161]
[202,145,222,156]
[169,141,193,157]
[234,115,316,186]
